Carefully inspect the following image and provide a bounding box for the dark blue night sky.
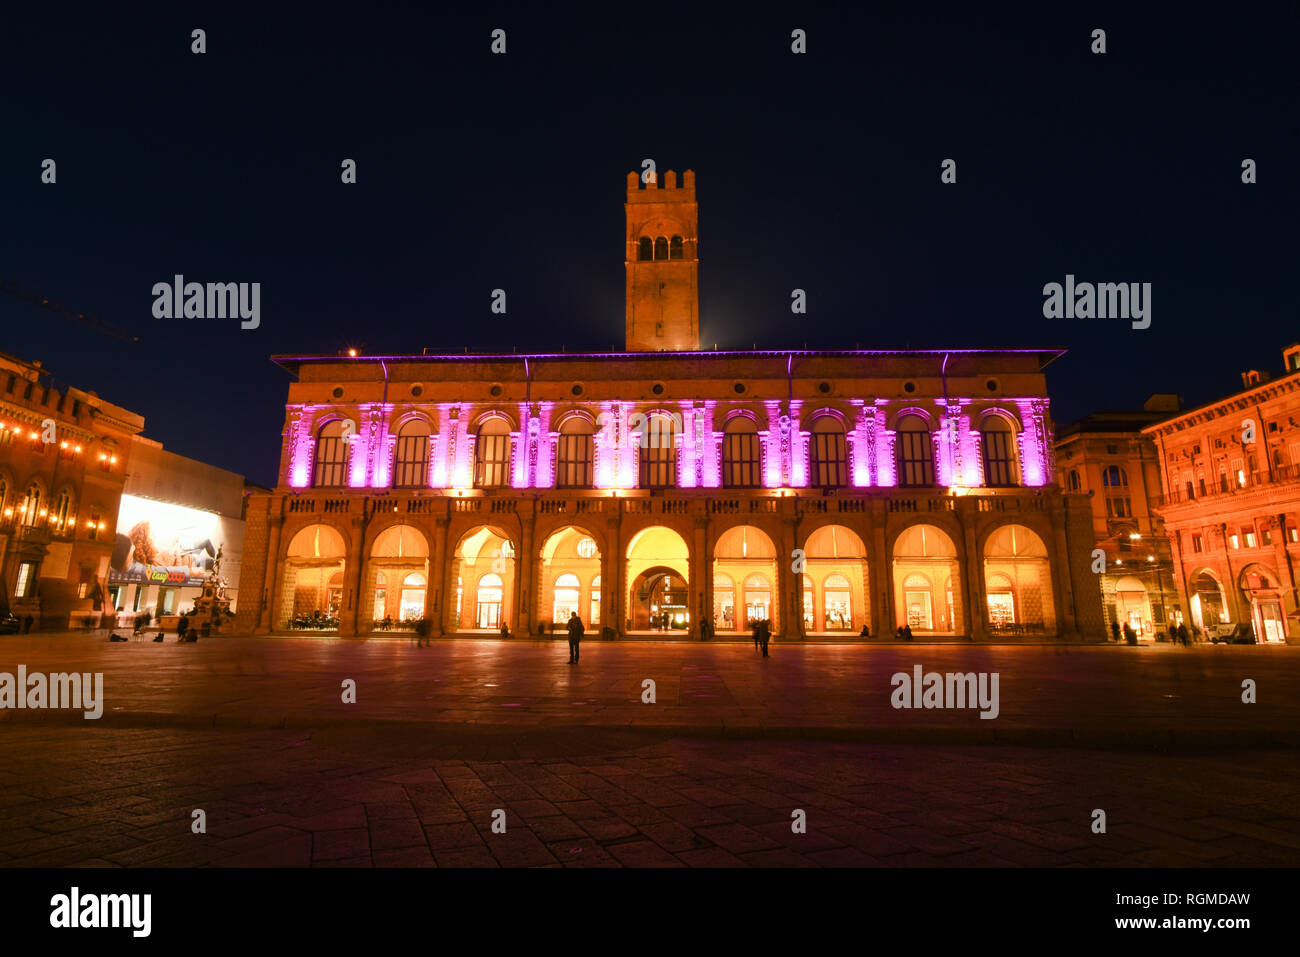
[3,5,1296,487]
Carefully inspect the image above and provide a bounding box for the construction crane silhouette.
[0,281,139,343]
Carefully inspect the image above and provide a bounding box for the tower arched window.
[896,415,934,487]
[654,237,668,260]
[474,417,513,489]
[810,416,848,488]
[980,416,1019,487]
[1067,469,1081,491]
[556,417,594,488]
[638,237,653,261]
[1103,464,1132,519]
[313,420,349,487]
[393,419,431,488]
[638,414,679,488]
[722,416,761,488]
[670,235,684,260]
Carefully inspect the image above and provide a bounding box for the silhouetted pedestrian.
[22,614,33,634]
[1110,621,1121,642]
[752,620,761,651]
[1177,622,1190,646]
[758,619,771,657]
[1123,622,1137,645]
[566,611,584,663]
[903,625,914,641]
[177,614,189,642]
[859,625,870,637]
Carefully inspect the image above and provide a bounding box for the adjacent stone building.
[0,352,145,629]
[1145,345,1300,643]
[1055,394,1184,639]
[234,171,1104,641]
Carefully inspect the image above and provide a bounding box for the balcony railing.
[272,486,1056,525]
[1158,463,1300,507]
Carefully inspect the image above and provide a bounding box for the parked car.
[0,613,20,634]
[1210,623,1256,644]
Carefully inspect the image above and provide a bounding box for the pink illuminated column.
[763,402,782,487]
[678,403,697,488]
[1015,399,1051,486]
[369,406,395,488]
[618,403,637,488]
[850,401,870,487]
[511,403,530,488]
[348,406,372,488]
[594,401,615,488]
[788,400,806,487]
[449,406,472,489]
[873,400,897,487]
[696,402,718,487]
[936,401,959,487]
[533,402,554,488]
[286,407,313,488]
[958,408,980,486]
[430,405,455,488]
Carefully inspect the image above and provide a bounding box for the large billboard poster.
[108,495,229,588]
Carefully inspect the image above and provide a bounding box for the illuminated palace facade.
[234,171,1104,640]
[1144,345,1300,643]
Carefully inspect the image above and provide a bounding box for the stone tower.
[625,169,700,351]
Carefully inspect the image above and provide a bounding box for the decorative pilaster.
[850,400,869,486]
[873,399,897,487]
[1016,398,1050,486]
[679,402,696,488]
[787,399,805,487]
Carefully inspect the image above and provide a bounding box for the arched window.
[1067,469,1081,491]
[638,237,653,261]
[981,416,1019,487]
[553,573,581,624]
[722,416,761,488]
[638,414,679,488]
[743,574,771,627]
[373,571,387,620]
[393,419,430,488]
[556,417,594,488]
[313,420,349,487]
[590,575,602,625]
[52,489,74,535]
[670,235,684,260]
[823,574,852,630]
[476,573,504,629]
[654,236,668,260]
[902,572,934,630]
[713,573,736,631]
[474,417,512,488]
[810,416,847,488]
[400,572,427,619]
[1103,465,1132,519]
[896,414,934,487]
[19,483,42,526]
